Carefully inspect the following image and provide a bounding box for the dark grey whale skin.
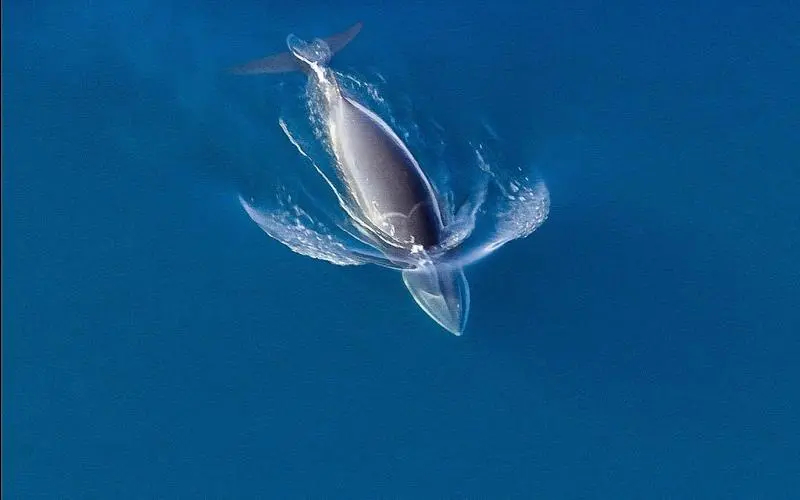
[331,92,443,251]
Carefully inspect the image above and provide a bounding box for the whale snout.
[402,264,470,335]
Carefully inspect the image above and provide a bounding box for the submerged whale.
[232,23,470,334]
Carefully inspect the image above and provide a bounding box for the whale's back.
[331,95,442,249]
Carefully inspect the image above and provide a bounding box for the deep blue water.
[3,0,799,497]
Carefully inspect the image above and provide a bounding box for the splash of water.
[239,189,364,266]
[240,69,549,270]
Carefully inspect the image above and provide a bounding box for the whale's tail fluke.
[230,22,363,75]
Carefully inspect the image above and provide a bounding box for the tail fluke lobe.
[321,21,362,54]
[229,22,363,75]
[229,51,304,75]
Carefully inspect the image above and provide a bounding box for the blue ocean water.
[3,0,799,497]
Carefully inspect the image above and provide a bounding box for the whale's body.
[232,23,470,334]
[330,93,442,250]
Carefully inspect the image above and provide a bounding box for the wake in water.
[230,23,548,334]
[239,68,550,271]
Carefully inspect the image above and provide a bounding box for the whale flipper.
[230,22,362,75]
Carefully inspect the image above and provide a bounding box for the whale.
[231,23,470,335]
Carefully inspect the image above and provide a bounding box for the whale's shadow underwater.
[230,22,550,335]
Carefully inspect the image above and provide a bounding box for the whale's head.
[402,263,470,335]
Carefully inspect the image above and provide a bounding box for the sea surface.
[3,0,799,497]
